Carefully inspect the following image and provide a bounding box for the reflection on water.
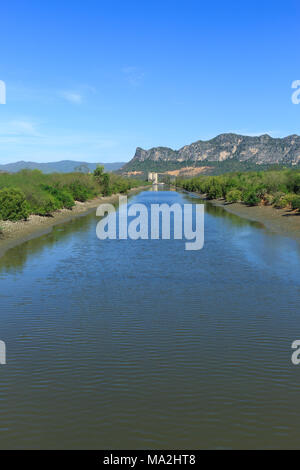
[0,198,121,274]
[184,192,265,230]
[1,190,300,450]
[205,201,264,229]
[0,213,97,273]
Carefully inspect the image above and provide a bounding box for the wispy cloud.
[0,118,119,163]
[9,83,95,105]
[0,124,117,148]
[122,66,144,86]
[0,119,40,136]
[59,90,83,104]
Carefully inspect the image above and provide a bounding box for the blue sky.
[0,0,299,164]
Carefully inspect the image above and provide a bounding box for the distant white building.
[148,172,158,184]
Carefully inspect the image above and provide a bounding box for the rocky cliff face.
[129,134,300,166]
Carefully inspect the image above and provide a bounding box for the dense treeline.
[176,169,300,210]
[0,167,146,221]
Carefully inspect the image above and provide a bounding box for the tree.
[102,173,112,196]
[94,165,112,196]
[93,165,105,185]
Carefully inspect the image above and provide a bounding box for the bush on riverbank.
[0,188,30,221]
[94,165,143,196]
[226,189,242,203]
[0,169,146,221]
[176,169,300,211]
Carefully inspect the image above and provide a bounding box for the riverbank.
[190,192,300,241]
[0,187,147,258]
[215,200,300,239]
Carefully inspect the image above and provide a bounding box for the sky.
[0,0,299,164]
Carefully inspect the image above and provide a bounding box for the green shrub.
[42,185,75,209]
[242,190,260,206]
[274,198,287,209]
[68,181,90,202]
[286,173,300,194]
[273,192,286,208]
[263,193,275,205]
[108,173,133,195]
[279,193,297,209]
[256,185,267,200]
[93,165,105,183]
[27,190,60,216]
[225,189,242,203]
[102,173,112,196]
[0,187,30,221]
[176,168,300,209]
[0,169,146,219]
[291,196,300,211]
[206,179,223,199]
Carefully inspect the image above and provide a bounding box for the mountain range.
[124,134,300,170]
[0,160,126,174]
[3,134,300,176]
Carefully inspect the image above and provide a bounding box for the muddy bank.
[179,188,300,240]
[213,200,300,239]
[0,187,147,258]
[197,194,300,240]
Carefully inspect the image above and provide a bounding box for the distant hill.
[0,160,126,174]
[123,133,300,173]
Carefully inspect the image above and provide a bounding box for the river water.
[1,189,300,449]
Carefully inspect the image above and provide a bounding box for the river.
[0,188,300,449]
